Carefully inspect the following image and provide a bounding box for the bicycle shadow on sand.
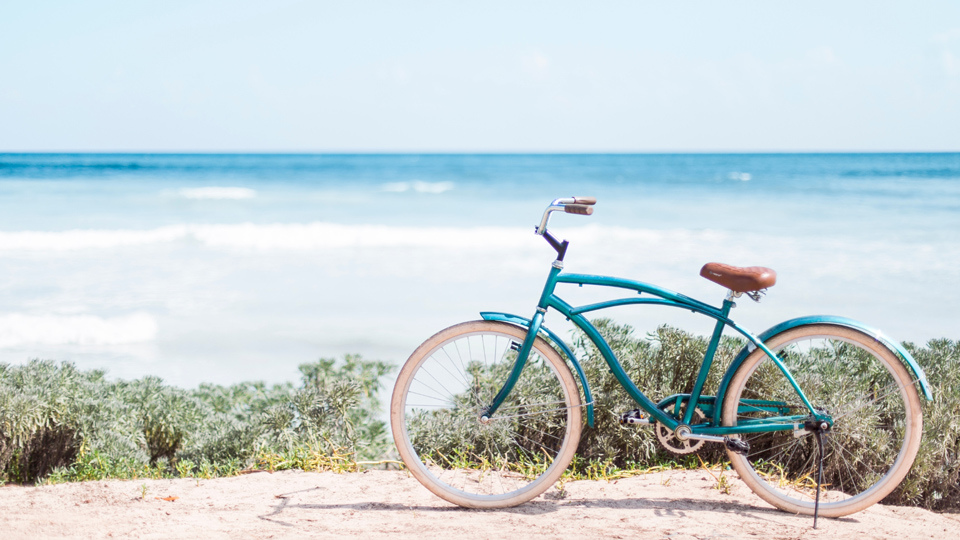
[257,488,858,529]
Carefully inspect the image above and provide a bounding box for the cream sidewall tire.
[721,324,922,517]
[391,320,583,509]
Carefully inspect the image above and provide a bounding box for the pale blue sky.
[1,1,958,151]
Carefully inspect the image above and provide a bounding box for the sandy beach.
[2,469,956,540]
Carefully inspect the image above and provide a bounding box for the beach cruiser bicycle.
[390,197,929,520]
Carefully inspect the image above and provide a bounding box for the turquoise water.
[1,153,958,387]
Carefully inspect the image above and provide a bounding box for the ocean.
[1,153,957,388]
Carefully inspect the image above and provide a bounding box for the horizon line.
[3,150,960,155]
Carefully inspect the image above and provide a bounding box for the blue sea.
[1,153,958,387]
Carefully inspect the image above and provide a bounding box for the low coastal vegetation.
[0,355,393,484]
[565,322,960,511]
[1,322,958,511]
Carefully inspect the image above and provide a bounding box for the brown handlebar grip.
[564,204,594,215]
[573,197,597,205]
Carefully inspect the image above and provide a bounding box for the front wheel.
[391,321,582,508]
[721,324,923,517]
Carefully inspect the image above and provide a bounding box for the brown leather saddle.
[700,262,776,293]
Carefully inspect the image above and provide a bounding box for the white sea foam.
[0,223,530,251]
[192,223,531,250]
[0,222,956,280]
[381,181,454,194]
[179,187,257,199]
[0,222,707,254]
[0,312,158,347]
[0,226,188,251]
[1,222,956,379]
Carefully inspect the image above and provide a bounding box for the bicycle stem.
[541,229,568,261]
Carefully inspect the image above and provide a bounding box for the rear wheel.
[721,324,922,517]
[391,321,582,508]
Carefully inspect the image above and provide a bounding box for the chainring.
[655,408,706,456]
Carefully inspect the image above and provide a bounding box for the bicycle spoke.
[432,350,471,391]
[395,322,580,505]
[722,326,920,516]
[417,358,461,401]
[832,380,912,421]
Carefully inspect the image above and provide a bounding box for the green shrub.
[0,355,393,484]
[401,320,741,483]
[0,361,137,482]
[569,320,742,468]
[2,329,959,512]
[901,339,960,510]
[404,318,960,511]
[573,321,960,511]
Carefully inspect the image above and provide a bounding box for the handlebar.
[550,196,596,206]
[564,204,593,215]
[535,196,597,235]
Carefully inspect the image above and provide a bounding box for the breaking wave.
[381,181,454,194]
[178,187,257,199]
[0,312,158,347]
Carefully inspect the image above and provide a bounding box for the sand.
[1,469,956,540]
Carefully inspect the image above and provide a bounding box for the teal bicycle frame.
[479,263,933,438]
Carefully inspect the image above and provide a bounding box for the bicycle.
[390,197,930,521]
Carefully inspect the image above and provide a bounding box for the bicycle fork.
[479,309,545,423]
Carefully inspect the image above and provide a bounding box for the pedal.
[619,409,651,425]
[724,437,750,455]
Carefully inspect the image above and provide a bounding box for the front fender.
[714,316,933,425]
[480,311,595,427]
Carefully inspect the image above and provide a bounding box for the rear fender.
[714,315,933,426]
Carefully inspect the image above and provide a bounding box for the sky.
[1,1,959,152]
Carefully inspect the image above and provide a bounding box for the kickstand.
[813,429,825,529]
